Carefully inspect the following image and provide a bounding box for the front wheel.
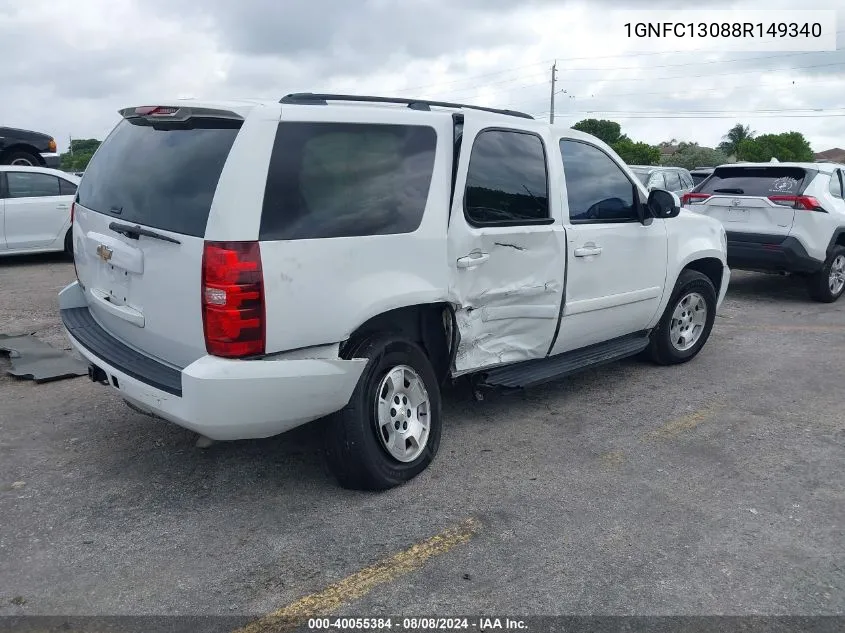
[807,246,845,303]
[648,269,717,365]
[323,334,442,491]
[3,151,40,167]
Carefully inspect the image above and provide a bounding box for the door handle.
[56,204,70,210]
[574,244,602,257]
[456,251,490,268]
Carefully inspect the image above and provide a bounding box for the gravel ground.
[0,255,843,621]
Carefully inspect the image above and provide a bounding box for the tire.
[323,333,442,491]
[647,269,718,365]
[2,150,40,167]
[64,230,73,257]
[806,246,845,303]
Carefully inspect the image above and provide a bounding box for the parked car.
[58,94,729,490]
[683,162,845,302]
[629,166,695,196]
[0,126,61,168]
[0,166,79,256]
[690,167,715,186]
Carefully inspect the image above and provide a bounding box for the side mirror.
[647,189,681,219]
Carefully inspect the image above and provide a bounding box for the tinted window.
[664,170,682,191]
[78,117,242,237]
[691,174,708,185]
[648,172,666,190]
[7,172,61,198]
[829,171,843,198]
[698,166,807,197]
[59,179,77,196]
[464,130,549,225]
[260,122,436,240]
[560,140,639,223]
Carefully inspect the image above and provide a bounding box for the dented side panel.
[449,227,566,373]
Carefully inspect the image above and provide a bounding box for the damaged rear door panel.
[447,117,566,374]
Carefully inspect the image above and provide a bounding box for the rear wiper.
[109,221,181,244]
[713,188,744,194]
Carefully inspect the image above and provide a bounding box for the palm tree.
[719,124,755,156]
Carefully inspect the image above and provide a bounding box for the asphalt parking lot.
[1,255,843,623]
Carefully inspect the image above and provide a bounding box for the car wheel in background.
[807,246,845,303]
[3,150,41,166]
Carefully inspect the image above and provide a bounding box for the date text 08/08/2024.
[307,618,528,631]
[625,22,823,38]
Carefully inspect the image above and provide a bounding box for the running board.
[480,332,650,389]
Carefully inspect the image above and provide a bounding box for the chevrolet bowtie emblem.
[96,244,113,262]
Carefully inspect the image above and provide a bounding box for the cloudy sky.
[1,0,843,153]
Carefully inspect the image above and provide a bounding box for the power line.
[394,31,844,96]
[397,29,845,93]
[536,112,845,119]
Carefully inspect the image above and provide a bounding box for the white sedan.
[0,165,80,257]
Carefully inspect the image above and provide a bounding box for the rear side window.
[680,172,694,189]
[464,129,549,226]
[77,117,242,237]
[648,172,666,189]
[260,122,437,240]
[698,166,807,197]
[664,170,682,191]
[59,179,77,196]
[829,171,844,199]
[7,172,60,198]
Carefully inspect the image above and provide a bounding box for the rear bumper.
[40,152,60,168]
[726,232,823,274]
[58,282,367,440]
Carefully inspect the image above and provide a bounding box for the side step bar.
[480,332,650,389]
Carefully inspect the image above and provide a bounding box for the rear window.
[260,122,437,240]
[697,166,808,197]
[77,117,241,237]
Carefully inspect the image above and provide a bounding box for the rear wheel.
[3,150,40,167]
[323,333,442,491]
[807,246,845,303]
[648,269,717,365]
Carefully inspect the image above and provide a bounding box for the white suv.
[683,162,845,302]
[59,94,729,490]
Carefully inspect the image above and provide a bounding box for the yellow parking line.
[235,518,481,633]
[649,406,721,440]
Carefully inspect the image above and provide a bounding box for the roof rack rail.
[279,93,534,120]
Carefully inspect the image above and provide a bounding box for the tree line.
[571,119,815,168]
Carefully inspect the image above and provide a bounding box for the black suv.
[0,126,60,168]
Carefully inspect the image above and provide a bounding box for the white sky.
[1,0,843,153]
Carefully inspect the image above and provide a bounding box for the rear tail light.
[767,195,826,211]
[70,202,79,282]
[682,193,711,206]
[201,241,265,358]
[134,106,179,117]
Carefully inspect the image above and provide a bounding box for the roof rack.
[279,93,534,120]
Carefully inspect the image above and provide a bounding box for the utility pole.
[68,135,73,156]
[549,61,558,124]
